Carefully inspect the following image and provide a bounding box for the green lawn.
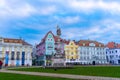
[9,66,120,78]
[0,72,75,80]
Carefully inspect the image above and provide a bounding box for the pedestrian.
[0,60,3,69]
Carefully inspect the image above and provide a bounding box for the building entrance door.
[118,60,120,64]
[92,61,95,65]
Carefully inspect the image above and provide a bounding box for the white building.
[0,37,32,66]
[78,40,107,65]
[106,48,120,64]
[106,42,120,65]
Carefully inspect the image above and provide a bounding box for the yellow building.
[65,41,79,63]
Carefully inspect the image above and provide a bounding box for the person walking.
[0,60,3,69]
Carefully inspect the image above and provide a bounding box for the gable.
[68,41,76,46]
[45,33,55,42]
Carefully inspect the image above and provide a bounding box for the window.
[83,43,85,46]
[112,51,114,53]
[71,57,73,59]
[116,55,118,58]
[106,56,108,61]
[80,56,83,60]
[97,52,99,55]
[16,52,20,60]
[0,40,2,43]
[80,52,82,55]
[99,44,101,47]
[67,56,69,59]
[76,48,77,50]
[71,53,73,55]
[110,51,111,54]
[0,51,2,54]
[11,51,15,60]
[89,43,95,46]
[84,57,86,60]
[0,51,2,57]
[87,52,89,55]
[87,56,89,59]
[71,47,73,49]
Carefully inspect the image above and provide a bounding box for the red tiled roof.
[106,42,115,48]
[4,38,22,43]
[54,36,61,42]
[42,31,55,43]
[54,36,69,43]
[37,31,55,46]
[37,31,69,46]
[78,40,104,47]
[117,44,120,48]
[22,40,32,46]
[3,38,32,46]
[106,42,120,48]
[63,40,70,45]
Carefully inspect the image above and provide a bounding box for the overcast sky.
[0,0,120,45]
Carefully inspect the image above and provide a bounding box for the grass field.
[0,72,75,80]
[9,66,120,78]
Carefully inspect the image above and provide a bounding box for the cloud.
[66,0,120,14]
[62,16,80,24]
[0,0,57,20]
[62,19,120,43]
[54,16,80,24]
[38,6,57,15]
[0,0,120,45]
[0,0,36,19]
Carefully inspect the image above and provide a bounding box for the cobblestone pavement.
[0,69,120,80]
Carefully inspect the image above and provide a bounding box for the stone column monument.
[52,25,66,67]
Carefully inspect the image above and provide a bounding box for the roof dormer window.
[83,43,85,46]
[89,43,95,47]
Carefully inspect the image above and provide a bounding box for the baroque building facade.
[65,41,79,64]
[36,29,67,66]
[106,42,120,65]
[36,27,111,66]
[0,37,32,66]
[52,26,66,67]
[36,31,55,66]
[78,40,107,65]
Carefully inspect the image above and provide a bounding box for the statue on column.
[57,25,61,37]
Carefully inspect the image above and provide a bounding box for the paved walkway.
[0,69,120,80]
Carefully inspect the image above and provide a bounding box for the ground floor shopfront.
[36,55,52,66]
